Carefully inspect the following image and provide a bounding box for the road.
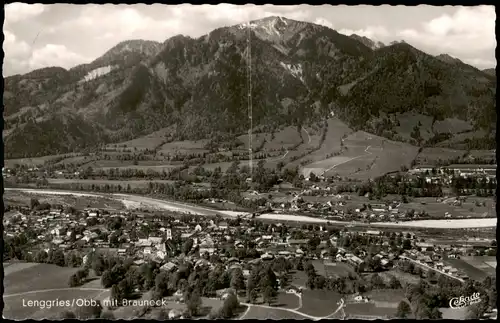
[266,127,312,162]
[302,127,312,144]
[3,288,109,298]
[267,149,289,162]
[321,146,372,176]
[399,255,464,283]
[5,188,496,229]
[239,296,344,320]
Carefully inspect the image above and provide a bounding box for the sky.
[3,3,496,76]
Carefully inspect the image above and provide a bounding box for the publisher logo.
[449,293,481,309]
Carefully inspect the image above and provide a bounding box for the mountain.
[349,34,385,50]
[336,43,496,135]
[483,68,496,77]
[435,53,463,65]
[3,17,496,158]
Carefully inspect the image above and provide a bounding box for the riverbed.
[6,188,496,229]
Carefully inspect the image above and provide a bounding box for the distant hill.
[483,68,496,77]
[3,17,496,158]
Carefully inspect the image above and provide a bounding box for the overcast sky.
[3,3,496,76]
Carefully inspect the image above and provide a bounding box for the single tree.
[69,273,81,287]
[186,288,202,316]
[59,310,76,319]
[396,300,412,319]
[263,286,277,306]
[74,299,103,319]
[230,268,245,294]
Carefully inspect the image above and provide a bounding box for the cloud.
[47,5,187,42]
[338,26,390,40]
[3,28,90,75]
[3,5,496,75]
[5,3,46,23]
[4,29,31,58]
[314,17,334,29]
[3,29,33,75]
[396,6,496,68]
[29,44,90,70]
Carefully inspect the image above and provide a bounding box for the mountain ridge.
[4,16,496,158]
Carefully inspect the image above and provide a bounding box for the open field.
[4,263,82,295]
[188,157,283,174]
[157,139,210,155]
[237,133,271,150]
[379,270,421,286]
[5,154,79,168]
[109,291,224,320]
[290,270,308,288]
[468,149,496,159]
[104,127,174,152]
[299,129,418,180]
[363,289,404,307]
[289,118,353,168]
[241,306,309,319]
[395,112,434,141]
[326,132,418,179]
[299,290,342,317]
[437,130,488,147]
[275,292,301,309]
[4,289,108,320]
[236,124,319,152]
[444,257,496,281]
[440,306,468,320]
[3,262,111,319]
[263,126,303,150]
[433,118,473,134]
[55,155,94,166]
[459,256,497,275]
[4,190,127,210]
[416,147,466,164]
[323,262,356,278]
[344,302,396,318]
[85,159,180,169]
[47,178,175,188]
[4,262,40,277]
[396,197,496,219]
[5,188,498,228]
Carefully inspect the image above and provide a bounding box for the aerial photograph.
[2,3,497,320]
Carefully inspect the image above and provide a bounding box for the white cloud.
[3,29,32,75]
[3,5,496,75]
[3,29,31,58]
[28,44,90,70]
[338,26,389,40]
[314,17,334,29]
[47,5,185,42]
[3,28,89,75]
[5,3,46,23]
[396,6,496,68]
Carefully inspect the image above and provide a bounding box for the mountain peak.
[482,68,496,76]
[435,53,463,65]
[105,39,161,57]
[350,34,385,50]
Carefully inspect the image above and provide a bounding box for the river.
[5,188,497,229]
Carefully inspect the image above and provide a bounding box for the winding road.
[267,126,312,162]
[4,288,109,298]
[302,127,312,144]
[321,145,372,176]
[238,295,345,320]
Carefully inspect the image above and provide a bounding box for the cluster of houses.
[6,203,495,297]
[410,164,496,182]
[399,239,495,282]
[265,191,432,222]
